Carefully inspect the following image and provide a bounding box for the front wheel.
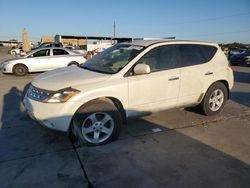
[13,64,28,76]
[199,82,228,116]
[72,100,122,146]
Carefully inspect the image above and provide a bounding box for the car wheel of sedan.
[68,61,79,66]
[200,82,228,116]
[13,64,28,76]
[72,100,122,146]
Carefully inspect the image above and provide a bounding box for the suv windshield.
[81,44,143,74]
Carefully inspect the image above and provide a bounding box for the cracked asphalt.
[0,47,250,188]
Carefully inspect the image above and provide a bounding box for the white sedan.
[1,47,86,76]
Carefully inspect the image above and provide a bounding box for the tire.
[72,99,122,146]
[199,82,228,116]
[13,64,28,76]
[68,61,79,66]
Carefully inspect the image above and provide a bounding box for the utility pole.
[113,21,116,38]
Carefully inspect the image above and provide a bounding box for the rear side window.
[199,45,217,62]
[53,49,69,56]
[179,45,206,67]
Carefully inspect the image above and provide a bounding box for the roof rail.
[133,37,175,40]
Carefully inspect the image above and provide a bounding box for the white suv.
[23,40,234,145]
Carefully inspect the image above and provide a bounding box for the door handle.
[205,71,213,75]
[168,76,179,81]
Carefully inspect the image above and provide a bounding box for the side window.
[54,43,62,47]
[53,49,69,56]
[179,45,206,67]
[32,49,50,57]
[245,50,250,56]
[43,43,51,47]
[137,45,179,72]
[199,45,217,62]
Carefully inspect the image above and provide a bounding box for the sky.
[0,0,250,43]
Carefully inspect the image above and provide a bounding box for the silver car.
[1,47,86,76]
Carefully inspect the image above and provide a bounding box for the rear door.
[178,44,216,106]
[50,49,70,69]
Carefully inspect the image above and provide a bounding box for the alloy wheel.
[81,112,114,144]
[208,89,224,111]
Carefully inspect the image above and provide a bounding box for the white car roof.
[125,39,217,47]
[30,47,76,54]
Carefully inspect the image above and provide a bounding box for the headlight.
[2,61,9,66]
[27,86,80,103]
[46,88,80,103]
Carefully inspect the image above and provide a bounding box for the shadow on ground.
[0,84,30,128]
[230,92,250,107]
[233,71,250,84]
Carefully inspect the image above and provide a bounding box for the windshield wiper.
[81,65,112,74]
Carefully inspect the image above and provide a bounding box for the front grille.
[27,85,50,101]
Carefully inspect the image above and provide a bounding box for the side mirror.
[133,64,151,75]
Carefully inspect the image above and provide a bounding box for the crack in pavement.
[69,137,94,188]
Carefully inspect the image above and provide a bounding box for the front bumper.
[23,95,82,132]
[1,64,13,73]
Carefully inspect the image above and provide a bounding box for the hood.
[4,57,25,63]
[32,66,111,91]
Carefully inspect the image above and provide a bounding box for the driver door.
[27,49,51,71]
[127,45,180,116]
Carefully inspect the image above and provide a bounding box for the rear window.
[199,45,217,62]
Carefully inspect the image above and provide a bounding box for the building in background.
[41,36,54,43]
[0,40,20,46]
[53,35,132,51]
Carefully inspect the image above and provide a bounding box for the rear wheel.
[13,64,28,76]
[200,82,228,116]
[72,100,122,146]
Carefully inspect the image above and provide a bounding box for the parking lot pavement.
[0,150,87,188]
[77,118,250,188]
[0,47,250,187]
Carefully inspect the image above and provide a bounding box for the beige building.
[41,36,54,43]
[41,35,87,47]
